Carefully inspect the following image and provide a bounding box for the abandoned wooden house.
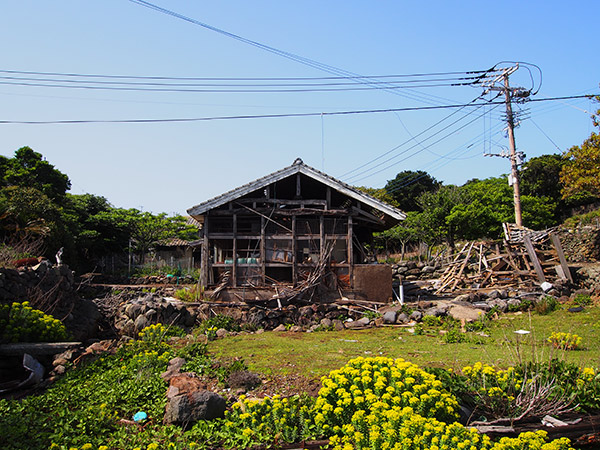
[187,158,405,302]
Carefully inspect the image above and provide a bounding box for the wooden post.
[201,215,209,288]
[347,215,353,288]
[292,215,297,285]
[232,213,237,287]
[320,215,325,258]
[296,173,301,198]
[504,73,523,227]
[550,233,573,283]
[326,187,331,210]
[260,216,266,285]
[523,235,546,284]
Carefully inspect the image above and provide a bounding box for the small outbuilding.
[187,159,405,301]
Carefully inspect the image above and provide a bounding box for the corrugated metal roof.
[187,158,406,222]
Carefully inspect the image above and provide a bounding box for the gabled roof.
[187,158,406,222]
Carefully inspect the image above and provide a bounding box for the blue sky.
[1,1,598,214]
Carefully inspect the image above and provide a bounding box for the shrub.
[313,356,460,440]
[535,295,560,315]
[573,293,592,307]
[174,285,205,302]
[197,314,240,335]
[547,332,582,350]
[422,315,442,327]
[0,301,68,343]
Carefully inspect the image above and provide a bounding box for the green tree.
[117,210,198,263]
[418,185,467,249]
[61,194,131,269]
[0,186,67,258]
[356,186,400,208]
[374,211,422,258]
[560,132,600,202]
[384,170,440,212]
[1,147,71,203]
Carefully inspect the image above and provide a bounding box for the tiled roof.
[187,158,405,222]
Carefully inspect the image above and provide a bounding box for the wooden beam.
[550,232,573,282]
[296,173,301,198]
[320,216,325,258]
[523,235,546,284]
[200,215,209,288]
[235,202,292,232]
[260,216,266,285]
[348,215,354,288]
[292,215,297,285]
[232,213,237,287]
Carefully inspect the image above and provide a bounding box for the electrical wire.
[0,94,593,125]
[343,101,502,183]
[126,0,499,107]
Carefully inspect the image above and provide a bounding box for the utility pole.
[503,72,523,226]
[482,64,528,227]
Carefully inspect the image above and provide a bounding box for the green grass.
[209,307,600,378]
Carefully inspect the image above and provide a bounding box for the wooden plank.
[232,213,237,287]
[0,342,82,356]
[550,232,573,282]
[523,235,546,284]
[201,213,209,288]
[450,242,475,291]
[260,216,266,285]
[348,215,354,288]
[292,215,297,285]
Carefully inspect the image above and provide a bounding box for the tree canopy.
[384,170,440,212]
[0,147,71,203]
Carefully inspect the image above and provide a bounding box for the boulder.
[164,375,226,427]
[409,311,423,322]
[396,313,409,324]
[382,310,397,324]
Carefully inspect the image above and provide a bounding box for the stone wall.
[559,226,600,262]
[0,262,101,341]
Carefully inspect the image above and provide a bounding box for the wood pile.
[435,224,573,295]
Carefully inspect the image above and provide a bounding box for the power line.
[126,0,497,107]
[346,103,503,184]
[0,94,593,125]
[0,79,485,94]
[0,68,499,82]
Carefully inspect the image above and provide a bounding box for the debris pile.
[434,224,573,295]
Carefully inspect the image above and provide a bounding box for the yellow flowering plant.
[547,332,582,350]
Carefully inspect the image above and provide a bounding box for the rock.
[289,325,303,332]
[161,357,187,381]
[134,314,149,332]
[448,305,485,322]
[215,328,228,338]
[488,299,508,313]
[409,311,423,322]
[344,320,365,329]
[164,375,226,427]
[357,316,371,326]
[273,324,286,332]
[332,319,345,331]
[320,318,332,328]
[396,313,409,324]
[382,310,397,324]
[424,307,446,317]
[421,266,436,274]
[227,370,262,391]
[507,299,522,309]
[454,294,471,303]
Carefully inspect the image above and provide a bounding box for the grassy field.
[209,306,600,378]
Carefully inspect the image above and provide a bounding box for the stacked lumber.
[435,224,572,295]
